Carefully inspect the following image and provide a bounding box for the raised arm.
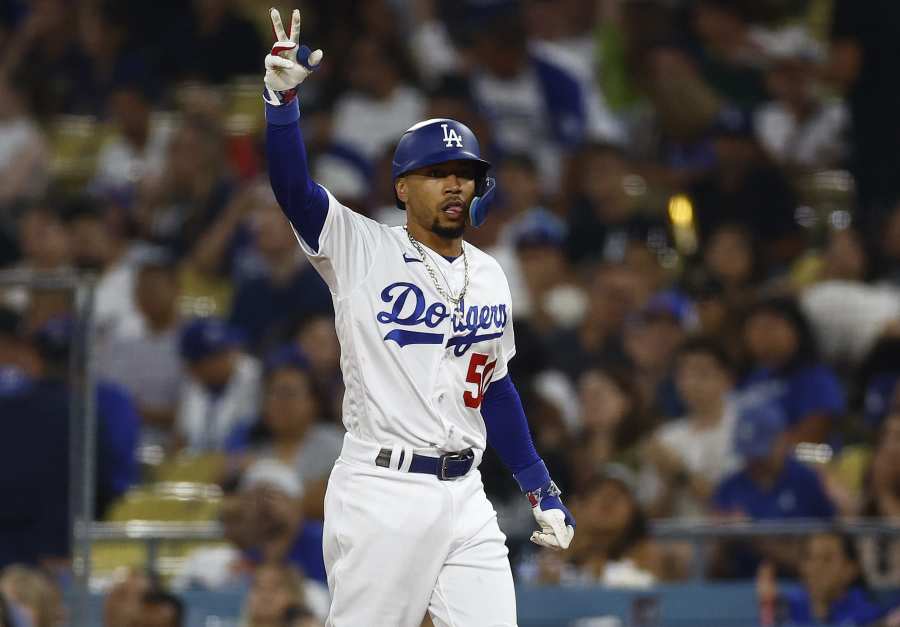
[263,8,328,251]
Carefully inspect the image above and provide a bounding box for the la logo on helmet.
[441,123,463,148]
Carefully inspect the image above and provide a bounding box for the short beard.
[430,219,465,240]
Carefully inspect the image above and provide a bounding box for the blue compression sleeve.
[265,100,328,251]
[481,374,547,492]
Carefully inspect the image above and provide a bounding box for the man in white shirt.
[640,337,740,518]
[175,317,260,452]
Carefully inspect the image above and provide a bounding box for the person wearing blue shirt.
[781,532,888,626]
[713,402,835,578]
[714,403,836,520]
[739,297,845,445]
[228,194,332,351]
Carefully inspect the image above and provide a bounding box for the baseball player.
[262,9,575,626]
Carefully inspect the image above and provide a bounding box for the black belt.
[375,447,475,480]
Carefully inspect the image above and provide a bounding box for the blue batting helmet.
[391,118,496,227]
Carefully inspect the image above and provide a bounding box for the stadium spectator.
[622,291,695,417]
[565,142,664,266]
[97,256,184,446]
[689,110,800,269]
[468,11,595,192]
[702,223,761,299]
[133,590,183,627]
[228,191,332,351]
[1,203,71,314]
[61,195,143,345]
[0,308,37,376]
[74,2,152,117]
[682,274,741,350]
[520,465,669,586]
[0,0,87,117]
[0,334,69,569]
[237,459,327,585]
[799,229,900,367]
[31,316,139,517]
[92,84,171,204]
[226,347,343,519]
[282,604,323,627]
[161,0,263,83]
[510,210,584,333]
[772,532,889,626]
[550,263,651,381]
[103,568,152,627]
[291,314,342,422]
[136,116,234,265]
[0,79,47,224]
[858,413,900,587]
[176,316,261,452]
[687,0,767,110]
[714,402,835,521]
[712,402,835,578]
[175,459,327,592]
[738,297,845,445]
[330,35,424,162]
[239,563,319,627]
[0,564,64,627]
[571,365,655,491]
[640,337,739,518]
[828,0,900,219]
[753,31,848,172]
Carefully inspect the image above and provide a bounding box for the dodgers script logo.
[441,123,463,148]
[376,282,506,356]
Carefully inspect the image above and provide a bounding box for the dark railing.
[87,518,900,583]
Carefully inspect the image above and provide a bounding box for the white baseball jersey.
[294,189,516,454]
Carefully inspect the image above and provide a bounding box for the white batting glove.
[263,8,324,106]
[528,482,576,550]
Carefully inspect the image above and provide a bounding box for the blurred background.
[1,0,900,625]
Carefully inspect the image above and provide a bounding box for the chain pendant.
[451,302,465,326]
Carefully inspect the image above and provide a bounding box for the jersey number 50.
[463,352,497,409]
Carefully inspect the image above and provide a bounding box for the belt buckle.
[438,449,474,481]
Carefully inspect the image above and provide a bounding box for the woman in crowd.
[759,531,892,626]
[520,466,680,586]
[738,296,845,445]
[226,348,343,519]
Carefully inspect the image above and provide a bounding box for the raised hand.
[263,8,324,105]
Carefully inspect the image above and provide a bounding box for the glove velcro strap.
[526,481,562,508]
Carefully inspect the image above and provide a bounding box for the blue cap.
[631,290,698,330]
[179,317,242,363]
[263,344,311,375]
[512,209,567,250]
[734,402,787,460]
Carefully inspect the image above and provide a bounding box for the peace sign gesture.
[264,8,324,105]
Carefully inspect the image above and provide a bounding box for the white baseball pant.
[323,433,517,626]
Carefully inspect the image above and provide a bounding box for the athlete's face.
[396,160,477,240]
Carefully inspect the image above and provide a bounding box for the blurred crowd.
[2,0,900,624]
